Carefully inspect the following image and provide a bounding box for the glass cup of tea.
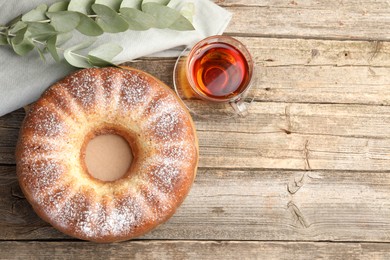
[185,35,254,117]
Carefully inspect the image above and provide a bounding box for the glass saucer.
[173,48,258,120]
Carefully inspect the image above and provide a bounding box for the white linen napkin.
[0,0,232,116]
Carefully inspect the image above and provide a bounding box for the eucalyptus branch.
[0,0,195,68]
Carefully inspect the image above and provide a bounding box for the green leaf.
[88,55,117,67]
[142,3,181,28]
[169,15,195,31]
[48,1,69,12]
[120,7,156,31]
[95,0,122,12]
[88,42,122,61]
[27,22,56,35]
[46,11,80,32]
[0,35,8,45]
[120,7,155,30]
[120,0,142,10]
[179,2,195,23]
[27,22,57,41]
[22,4,48,22]
[92,4,129,33]
[64,40,95,68]
[142,0,170,5]
[37,47,46,62]
[9,21,27,34]
[57,32,73,46]
[68,0,94,14]
[76,13,104,36]
[11,37,35,56]
[13,27,28,45]
[46,36,60,62]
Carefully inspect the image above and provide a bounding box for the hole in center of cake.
[85,134,133,182]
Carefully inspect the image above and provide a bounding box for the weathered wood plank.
[3,102,390,170]
[221,1,390,41]
[3,37,390,122]
[130,37,390,106]
[2,166,390,242]
[196,102,390,170]
[0,109,24,165]
[1,240,390,260]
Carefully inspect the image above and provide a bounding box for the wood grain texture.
[3,102,390,171]
[2,0,390,256]
[1,240,390,260]
[130,37,390,106]
[196,102,390,170]
[220,0,390,41]
[2,166,390,242]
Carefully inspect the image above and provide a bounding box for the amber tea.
[186,36,253,102]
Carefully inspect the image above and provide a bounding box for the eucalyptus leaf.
[142,3,180,28]
[11,38,35,56]
[68,0,94,14]
[2,0,195,68]
[88,42,122,61]
[12,27,27,45]
[46,36,60,62]
[57,32,73,46]
[32,33,57,42]
[37,47,46,62]
[27,22,56,35]
[65,52,92,68]
[27,22,57,41]
[120,7,155,30]
[169,15,194,31]
[0,35,8,45]
[22,4,48,22]
[9,21,27,34]
[88,55,117,67]
[64,40,95,68]
[92,4,129,33]
[46,11,80,32]
[95,0,122,11]
[13,27,28,45]
[179,2,195,23]
[142,0,170,5]
[48,1,69,12]
[120,0,142,10]
[76,14,104,36]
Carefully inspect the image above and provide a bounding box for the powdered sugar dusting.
[119,72,151,111]
[107,195,144,235]
[54,191,85,230]
[65,69,103,109]
[147,109,188,142]
[61,191,146,239]
[142,91,180,124]
[139,181,173,221]
[20,159,65,203]
[26,106,67,138]
[149,163,181,191]
[18,67,198,242]
[161,142,195,166]
[100,69,123,110]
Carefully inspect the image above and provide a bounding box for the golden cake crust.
[15,67,198,243]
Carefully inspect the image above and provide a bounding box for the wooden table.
[2,1,390,259]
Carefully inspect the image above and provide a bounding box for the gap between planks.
[1,240,390,259]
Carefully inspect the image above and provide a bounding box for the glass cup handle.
[230,99,248,117]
